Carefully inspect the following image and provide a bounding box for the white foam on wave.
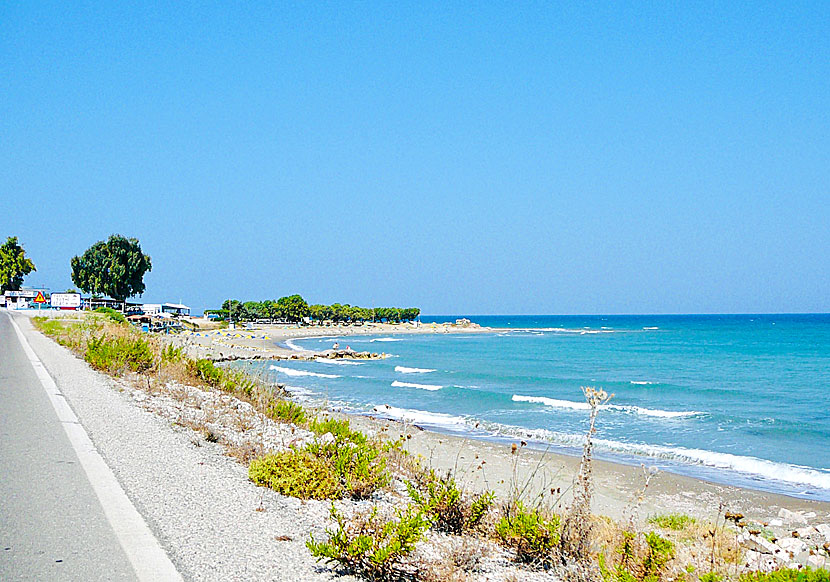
[315,358,362,366]
[284,339,311,352]
[391,380,443,391]
[511,394,698,418]
[372,404,467,429]
[630,381,654,385]
[505,426,830,491]
[395,365,436,374]
[371,337,401,342]
[643,327,659,330]
[269,365,341,379]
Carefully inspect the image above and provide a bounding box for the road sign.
[51,293,81,308]
[33,291,47,304]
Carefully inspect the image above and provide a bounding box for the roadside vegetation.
[31,313,830,582]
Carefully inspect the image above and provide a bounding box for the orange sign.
[34,291,47,304]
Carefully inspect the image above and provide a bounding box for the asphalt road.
[0,311,137,581]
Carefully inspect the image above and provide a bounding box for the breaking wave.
[511,394,699,418]
[391,380,443,391]
[269,365,341,379]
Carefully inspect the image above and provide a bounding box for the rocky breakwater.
[316,349,391,361]
[735,508,830,572]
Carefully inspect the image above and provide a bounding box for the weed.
[161,344,185,363]
[269,400,307,425]
[94,306,127,324]
[310,416,367,445]
[85,334,154,374]
[738,569,830,582]
[249,449,343,500]
[560,386,610,565]
[599,530,675,582]
[407,469,494,534]
[495,501,561,566]
[648,513,697,531]
[307,504,430,581]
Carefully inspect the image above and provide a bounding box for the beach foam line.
[395,365,436,374]
[315,358,362,366]
[503,426,830,491]
[391,380,443,391]
[511,394,698,418]
[372,404,467,429]
[284,339,311,352]
[269,365,341,379]
[371,337,401,342]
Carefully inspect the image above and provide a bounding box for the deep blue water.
[249,315,830,500]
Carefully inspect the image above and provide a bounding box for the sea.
[243,315,830,501]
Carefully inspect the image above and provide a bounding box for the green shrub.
[309,416,366,445]
[250,436,390,500]
[406,470,494,534]
[186,358,256,397]
[94,306,126,324]
[161,344,185,363]
[308,439,390,499]
[85,334,154,373]
[648,513,696,531]
[495,501,561,566]
[600,530,675,582]
[307,504,430,581]
[249,449,342,499]
[269,401,307,425]
[739,569,830,582]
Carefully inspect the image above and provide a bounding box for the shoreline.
[168,320,830,510]
[30,311,828,519]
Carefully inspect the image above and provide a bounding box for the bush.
[648,513,696,531]
[269,401,307,425]
[186,358,257,397]
[94,306,126,324]
[250,436,390,500]
[495,501,561,566]
[307,504,430,581]
[310,416,366,445]
[407,470,494,534]
[249,449,342,499]
[161,344,185,363]
[739,569,830,582]
[85,334,154,373]
[600,530,675,582]
[308,439,391,499]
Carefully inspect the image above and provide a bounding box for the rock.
[769,518,784,527]
[817,524,830,542]
[795,526,817,539]
[743,550,779,573]
[778,537,808,555]
[744,534,779,554]
[779,508,808,524]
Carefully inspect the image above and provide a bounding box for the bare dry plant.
[559,386,610,569]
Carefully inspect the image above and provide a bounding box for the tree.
[276,294,310,322]
[70,235,152,301]
[0,237,37,293]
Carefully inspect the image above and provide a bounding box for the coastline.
[173,320,830,523]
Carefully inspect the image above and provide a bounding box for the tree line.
[209,296,420,324]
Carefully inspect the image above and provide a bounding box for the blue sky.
[2,2,828,314]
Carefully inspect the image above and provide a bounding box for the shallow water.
[245,314,830,500]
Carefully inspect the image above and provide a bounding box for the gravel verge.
[15,313,356,582]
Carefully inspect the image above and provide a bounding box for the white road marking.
[9,315,183,582]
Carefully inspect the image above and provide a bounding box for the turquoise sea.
[246,315,830,500]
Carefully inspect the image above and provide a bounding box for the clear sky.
[2,2,828,315]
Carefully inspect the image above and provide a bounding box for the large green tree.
[0,236,37,293]
[71,235,152,301]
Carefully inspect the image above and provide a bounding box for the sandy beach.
[175,319,830,527]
